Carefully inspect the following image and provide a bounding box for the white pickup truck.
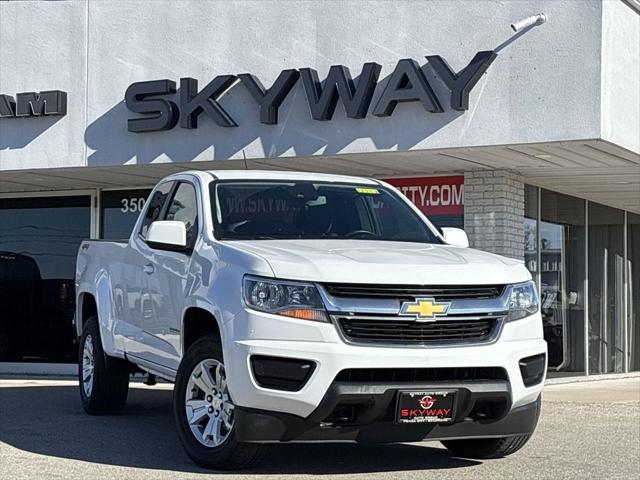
[75,170,546,469]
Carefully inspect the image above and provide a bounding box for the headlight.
[508,281,539,321]
[243,276,329,322]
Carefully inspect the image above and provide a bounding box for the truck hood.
[229,239,530,285]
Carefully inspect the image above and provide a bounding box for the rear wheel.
[79,316,130,414]
[173,334,267,470]
[442,396,541,459]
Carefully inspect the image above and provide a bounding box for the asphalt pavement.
[0,376,638,480]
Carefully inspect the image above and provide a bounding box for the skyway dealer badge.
[396,390,456,423]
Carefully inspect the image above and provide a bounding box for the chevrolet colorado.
[75,170,546,469]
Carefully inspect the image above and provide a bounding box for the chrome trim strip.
[331,314,501,322]
[317,283,512,316]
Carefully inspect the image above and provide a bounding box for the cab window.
[139,181,174,239]
[164,182,199,249]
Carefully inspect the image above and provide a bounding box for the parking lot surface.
[1,377,638,480]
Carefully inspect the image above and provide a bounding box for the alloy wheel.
[81,334,95,397]
[185,358,235,447]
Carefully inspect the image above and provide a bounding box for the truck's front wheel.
[442,395,541,459]
[173,334,267,470]
[443,433,533,459]
[79,316,130,414]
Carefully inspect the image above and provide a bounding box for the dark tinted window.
[0,196,91,362]
[140,182,174,239]
[164,182,198,248]
[211,181,441,243]
[101,189,152,240]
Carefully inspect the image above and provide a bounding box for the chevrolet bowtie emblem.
[400,298,451,321]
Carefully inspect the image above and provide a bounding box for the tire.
[173,334,267,470]
[78,316,130,414]
[442,395,542,459]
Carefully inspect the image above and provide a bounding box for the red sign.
[385,176,464,215]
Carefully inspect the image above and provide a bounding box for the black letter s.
[125,80,179,133]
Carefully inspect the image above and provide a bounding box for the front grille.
[335,367,509,383]
[322,283,504,301]
[336,315,499,345]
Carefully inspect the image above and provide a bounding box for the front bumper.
[222,308,547,421]
[235,381,541,443]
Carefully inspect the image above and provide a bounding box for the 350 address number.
[120,198,146,213]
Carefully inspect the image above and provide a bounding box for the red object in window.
[384,176,464,215]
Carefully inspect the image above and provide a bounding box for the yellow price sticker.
[356,187,380,194]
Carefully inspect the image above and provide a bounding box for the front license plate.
[396,390,456,424]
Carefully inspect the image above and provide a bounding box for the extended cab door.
[124,181,175,361]
[136,180,200,371]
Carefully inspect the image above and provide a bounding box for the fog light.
[251,355,316,392]
[519,354,546,387]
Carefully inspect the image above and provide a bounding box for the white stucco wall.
[0,0,610,171]
[601,0,640,154]
[0,0,88,169]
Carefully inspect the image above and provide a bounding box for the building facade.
[1,0,639,375]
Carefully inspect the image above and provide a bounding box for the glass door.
[588,203,625,374]
[539,190,586,372]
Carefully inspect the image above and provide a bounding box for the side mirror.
[146,221,187,250]
[441,227,469,248]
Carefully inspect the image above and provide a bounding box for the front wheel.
[442,433,533,459]
[173,334,267,470]
[442,396,541,459]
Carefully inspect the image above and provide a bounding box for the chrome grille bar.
[323,283,505,300]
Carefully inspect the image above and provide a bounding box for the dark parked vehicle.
[0,251,76,361]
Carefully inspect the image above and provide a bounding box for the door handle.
[143,263,155,275]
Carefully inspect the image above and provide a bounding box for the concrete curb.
[545,371,640,385]
[0,362,76,377]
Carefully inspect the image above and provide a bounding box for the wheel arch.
[76,275,121,359]
[76,291,98,338]
[182,307,223,356]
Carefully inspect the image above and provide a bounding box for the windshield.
[210,181,441,243]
